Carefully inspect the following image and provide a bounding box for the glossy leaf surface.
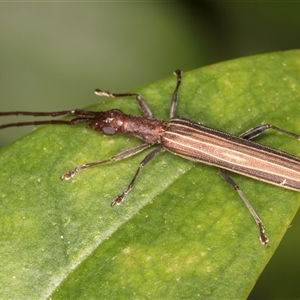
[1,51,300,299]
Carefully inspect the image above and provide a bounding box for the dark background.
[1,2,300,298]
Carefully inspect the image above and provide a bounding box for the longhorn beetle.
[1,70,300,246]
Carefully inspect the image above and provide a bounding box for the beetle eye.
[102,126,116,135]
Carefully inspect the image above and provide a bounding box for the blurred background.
[1,2,300,298]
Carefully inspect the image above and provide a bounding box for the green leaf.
[1,50,300,299]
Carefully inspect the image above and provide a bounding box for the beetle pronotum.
[1,70,300,246]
